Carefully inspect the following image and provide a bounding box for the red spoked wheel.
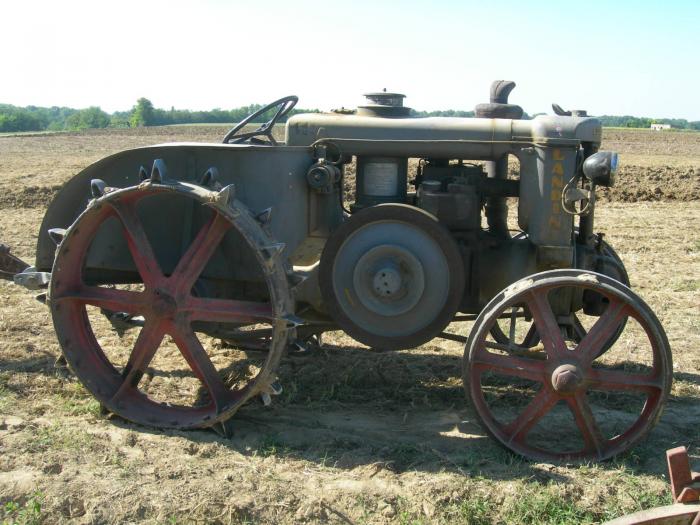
[49,166,292,429]
[464,269,672,462]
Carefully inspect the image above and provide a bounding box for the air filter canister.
[352,156,408,211]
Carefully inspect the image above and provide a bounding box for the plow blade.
[0,244,29,280]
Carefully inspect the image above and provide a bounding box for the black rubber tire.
[319,204,465,350]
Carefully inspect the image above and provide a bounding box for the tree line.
[0,98,319,133]
[1,98,698,133]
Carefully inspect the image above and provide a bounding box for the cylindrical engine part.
[484,155,510,238]
[352,156,408,211]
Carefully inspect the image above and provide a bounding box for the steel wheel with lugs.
[48,162,292,429]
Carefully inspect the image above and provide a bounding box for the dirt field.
[0,126,699,524]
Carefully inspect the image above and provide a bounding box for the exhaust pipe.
[475,80,524,238]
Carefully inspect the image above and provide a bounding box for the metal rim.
[319,204,465,350]
[49,174,291,429]
[464,269,672,462]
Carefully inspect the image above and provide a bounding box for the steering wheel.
[222,95,298,145]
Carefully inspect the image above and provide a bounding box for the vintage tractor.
[13,81,673,462]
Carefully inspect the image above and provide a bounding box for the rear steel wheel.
[464,269,672,462]
[319,204,465,350]
[49,165,292,429]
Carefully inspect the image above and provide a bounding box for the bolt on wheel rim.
[49,178,291,429]
[464,270,672,462]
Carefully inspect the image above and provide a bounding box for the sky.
[1,0,699,119]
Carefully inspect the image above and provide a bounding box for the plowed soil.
[0,126,698,524]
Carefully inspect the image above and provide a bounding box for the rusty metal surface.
[668,447,700,504]
[464,269,673,462]
[48,160,293,429]
[604,447,699,524]
[604,504,699,525]
[0,243,29,280]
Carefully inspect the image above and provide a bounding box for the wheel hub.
[372,266,402,297]
[151,288,178,318]
[551,364,583,394]
[352,245,425,316]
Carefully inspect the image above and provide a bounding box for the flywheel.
[48,160,293,430]
[319,204,465,350]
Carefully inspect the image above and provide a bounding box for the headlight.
[583,151,618,187]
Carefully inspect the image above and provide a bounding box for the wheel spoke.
[503,388,558,443]
[588,368,662,393]
[169,324,237,411]
[472,349,546,382]
[525,291,567,359]
[522,323,540,347]
[185,297,273,324]
[508,306,518,343]
[108,200,163,287]
[567,391,606,458]
[170,213,232,294]
[110,320,164,403]
[571,313,587,341]
[54,286,147,315]
[576,299,628,362]
[484,340,546,357]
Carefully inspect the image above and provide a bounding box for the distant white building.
[650,123,671,131]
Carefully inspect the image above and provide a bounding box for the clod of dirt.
[42,462,63,475]
[58,496,86,518]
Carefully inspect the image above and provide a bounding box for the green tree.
[130,97,155,127]
[65,107,110,130]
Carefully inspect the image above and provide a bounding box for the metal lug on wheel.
[262,243,285,259]
[150,159,167,183]
[260,380,283,406]
[287,270,307,286]
[215,184,236,207]
[91,179,107,198]
[255,207,272,225]
[200,167,220,188]
[138,165,149,182]
[212,418,236,438]
[48,228,66,245]
[13,268,51,289]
